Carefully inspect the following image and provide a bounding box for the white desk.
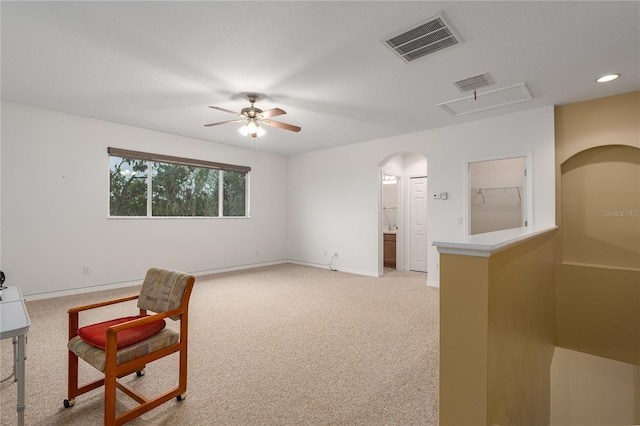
[0,286,31,426]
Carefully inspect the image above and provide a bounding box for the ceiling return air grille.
[453,73,494,92]
[383,13,462,63]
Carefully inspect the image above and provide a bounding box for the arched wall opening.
[378,152,428,277]
[561,144,639,270]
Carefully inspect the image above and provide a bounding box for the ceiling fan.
[205,94,301,138]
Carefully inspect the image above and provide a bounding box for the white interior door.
[410,176,427,272]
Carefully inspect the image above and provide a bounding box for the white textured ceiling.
[2,1,639,156]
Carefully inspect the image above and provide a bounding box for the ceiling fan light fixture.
[238,121,265,137]
[246,120,259,134]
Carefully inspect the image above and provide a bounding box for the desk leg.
[0,337,17,384]
[13,336,17,382]
[16,334,26,426]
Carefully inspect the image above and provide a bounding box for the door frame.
[464,152,533,236]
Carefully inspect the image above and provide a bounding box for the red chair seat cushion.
[77,315,166,350]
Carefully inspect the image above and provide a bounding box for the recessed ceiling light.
[596,73,621,83]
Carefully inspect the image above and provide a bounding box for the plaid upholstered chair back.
[137,268,195,320]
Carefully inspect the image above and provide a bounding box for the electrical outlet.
[255,249,260,256]
[83,266,90,275]
[324,250,328,257]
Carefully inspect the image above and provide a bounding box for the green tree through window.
[152,163,220,217]
[109,157,148,216]
[109,152,248,218]
[223,170,246,216]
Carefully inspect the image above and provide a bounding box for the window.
[109,148,249,218]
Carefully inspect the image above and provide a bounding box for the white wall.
[1,102,555,295]
[1,102,289,297]
[287,106,556,285]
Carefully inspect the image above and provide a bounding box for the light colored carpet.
[1,263,439,425]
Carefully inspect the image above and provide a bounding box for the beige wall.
[556,264,639,364]
[637,367,640,422]
[554,91,639,424]
[440,230,556,425]
[562,145,639,270]
[551,348,640,425]
[440,255,489,425]
[555,91,640,367]
[487,233,556,425]
[555,91,639,163]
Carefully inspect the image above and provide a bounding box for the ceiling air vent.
[383,12,462,63]
[453,73,494,92]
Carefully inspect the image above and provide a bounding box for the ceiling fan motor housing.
[205,92,301,133]
[241,106,262,118]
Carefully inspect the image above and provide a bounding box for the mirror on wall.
[468,156,527,235]
[382,174,398,232]
[382,173,399,271]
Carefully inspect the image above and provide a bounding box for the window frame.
[108,147,250,219]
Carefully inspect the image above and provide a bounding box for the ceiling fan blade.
[259,108,286,118]
[263,120,301,132]
[204,119,244,127]
[208,106,242,116]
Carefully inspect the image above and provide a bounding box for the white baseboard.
[24,260,288,301]
[189,260,287,277]
[287,260,379,277]
[24,280,143,302]
[24,260,412,301]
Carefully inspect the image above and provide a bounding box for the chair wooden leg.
[104,366,117,426]
[67,350,79,401]
[179,346,188,392]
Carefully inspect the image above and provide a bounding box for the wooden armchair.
[64,268,195,425]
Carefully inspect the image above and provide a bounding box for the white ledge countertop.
[433,226,558,257]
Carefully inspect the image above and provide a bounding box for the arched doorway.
[378,152,428,276]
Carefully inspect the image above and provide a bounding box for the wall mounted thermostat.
[433,192,449,200]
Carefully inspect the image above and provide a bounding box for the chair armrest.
[68,295,140,314]
[68,295,140,340]
[108,308,182,333]
[104,308,184,353]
